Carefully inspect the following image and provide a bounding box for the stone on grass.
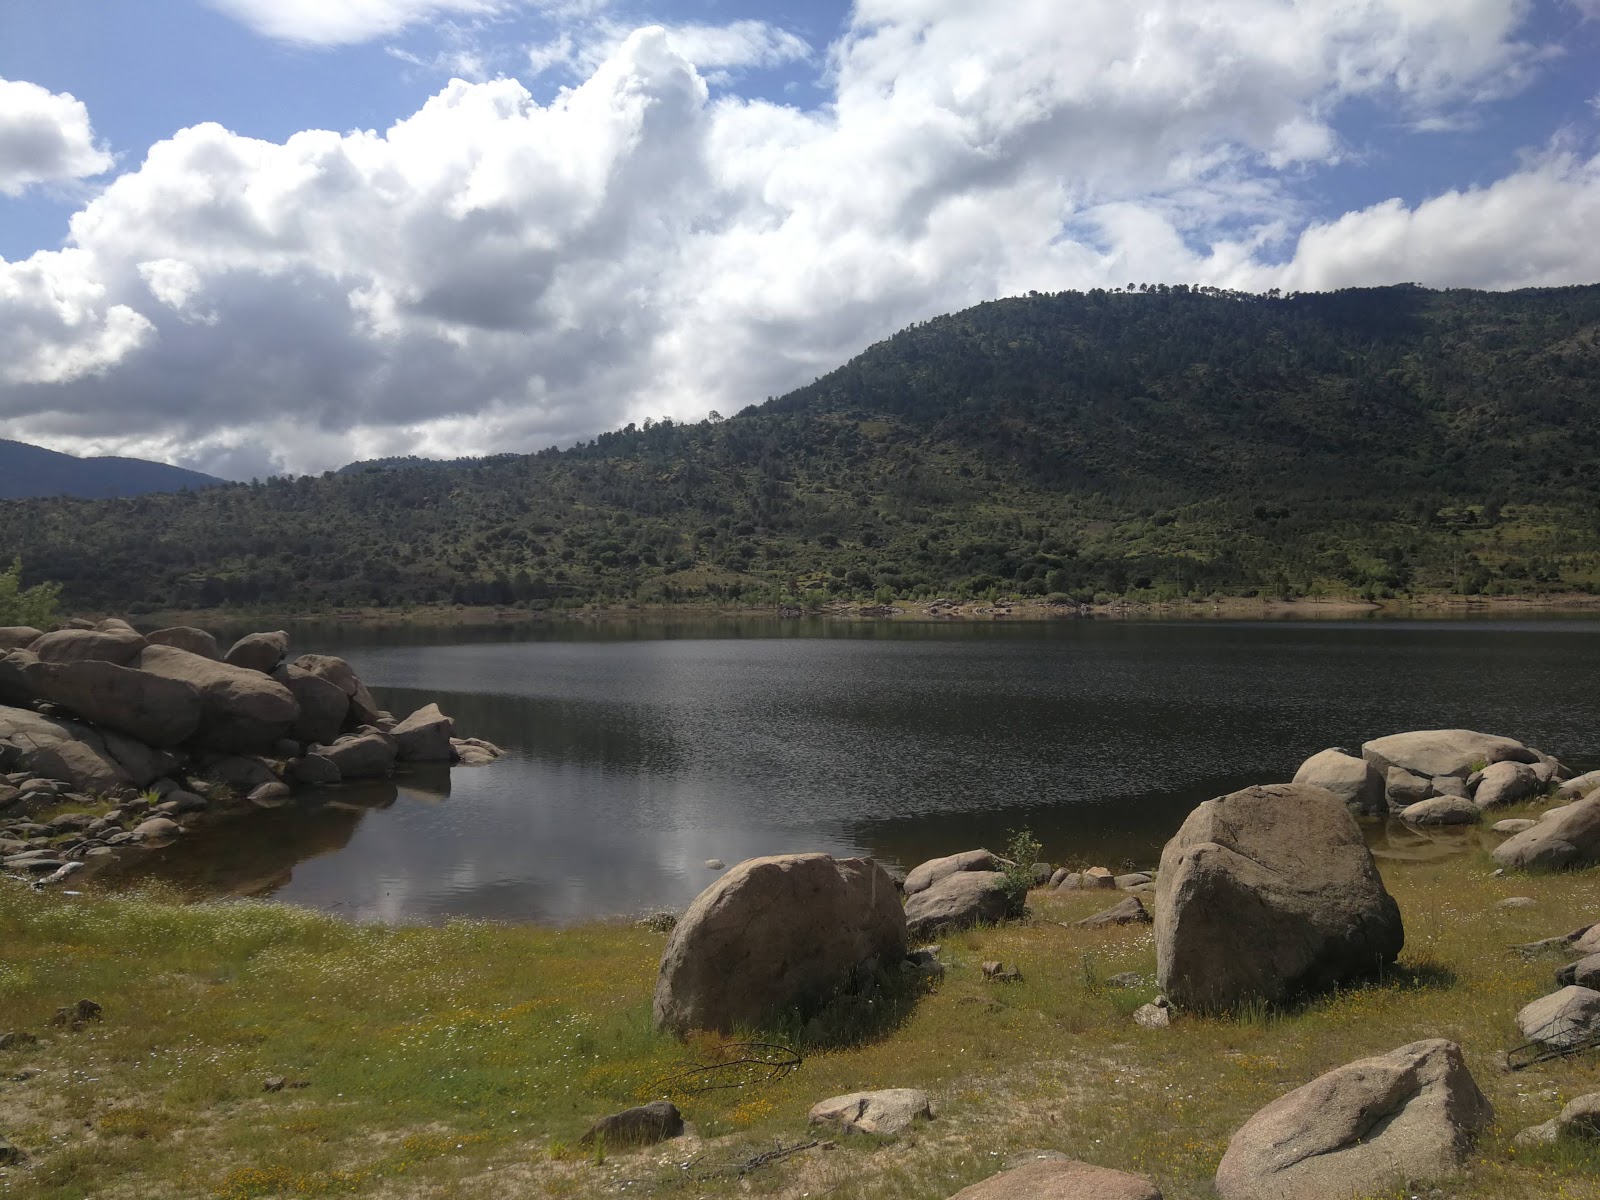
[1558,770,1600,801]
[1497,897,1538,910]
[1362,729,1533,779]
[1292,748,1386,816]
[1114,872,1153,889]
[1213,1039,1492,1200]
[653,853,906,1036]
[1134,999,1172,1030]
[0,1136,22,1165]
[1493,796,1600,871]
[1493,819,1537,835]
[1515,1093,1600,1147]
[1516,986,1600,1050]
[1155,784,1403,1012]
[578,1100,683,1149]
[808,1088,931,1136]
[1474,760,1542,810]
[903,848,998,895]
[1077,896,1151,928]
[947,1159,1163,1200]
[1400,796,1480,826]
[1556,953,1600,989]
[904,870,1011,941]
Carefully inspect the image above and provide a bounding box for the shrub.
[0,558,61,628]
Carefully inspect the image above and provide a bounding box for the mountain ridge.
[0,438,222,501]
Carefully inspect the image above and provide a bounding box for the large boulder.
[21,657,202,747]
[0,627,41,651]
[904,870,1011,941]
[1399,796,1480,826]
[145,627,220,659]
[1516,986,1600,1050]
[314,732,397,779]
[1515,1092,1600,1147]
[1291,748,1385,816]
[0,650,36,706]
[948,1160,1163,1200]
[1213,1039,1492,1200]
[29,626,146,666]
[271,665,349,746]
[653,853,906,1036]
[1473,760,1542,810]
[390,703,455,762]
[1558,770,1600,801]
[0,704,135,793]
[1362,729,1532,780]
[1384,767,1433,808]
[1155,784,1403,1012]
[134,644,298,752]
[1492,795,1600,871]
[224,631,289,674]
[903,848,999,895]
[292,655,380,728]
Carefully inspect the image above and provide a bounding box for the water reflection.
[110,618,1600,925]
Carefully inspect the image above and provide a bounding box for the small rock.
[704,858,725,870]
[947,1158,1162,1200]
[1556,953,1600,989]
[1134,999,1172,1030]
[263,1076,286,1092]
[1497,897,1538,910]
[1516,986,1600,1050]
[0,1032,38,1051]
[0,1136,23,1166]
[51,998,102,1030]
[1514,1092,1600,1147]
[248,782,290,806]
[636,912,677,933]
[1077,896,1151,928]
[809,1088,932,1136]
[1492,819,1537,835]
[1114,872,1154,889]
[1106,972,1145,989]
[132,817,180,842]
[981,961,1022,983]
[578,1100,684,1149]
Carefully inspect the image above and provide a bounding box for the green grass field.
[4,816,1600,1199]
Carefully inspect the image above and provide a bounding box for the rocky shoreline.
[1,617,502,888]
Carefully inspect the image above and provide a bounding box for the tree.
[0,559,62,628]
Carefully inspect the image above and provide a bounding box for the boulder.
[451,736,503,765]
[578,1100,682,1149]
[21,657,202,747]
[1362,729,1532,779]
[1384,767,1433,807]
[133,816,181,841]
[0,627,41,651]
[314,733,397,779]
[903,849,999,896]
[1492,819,1537,835]
[1430,775,1469,798]
[1399,796,1480,826]
[653,853,906,1036]
[1114,872,1153,889]
[1492,796,1600,871]
[1213,1039,1492,1200]
[1155,784,1403,1012]
[947,1159,1163,1200]
[1077,896,1151,928]
[135,644,298,752]
[1134,999,1172,1029]
[291,655,380,728]
[97,728,182,788]
[1516,986,1600,1050]
[191,754,281,792]
[904,870,1011,941]
[1558,770,1600,801]
[808,1088,931,1136]
[1473,760,1541,810]
[0,650,37,706]
[27,740,131,796]
[1292,748,1385,816]
[1556,953,1600,990]
[145,627,221,659]
[29,626,146,666]
[271,665,349,746]
[287,754,341,785]
[1515,1093,1600,1147]
[391,703,455,762]
[224,631,289,674]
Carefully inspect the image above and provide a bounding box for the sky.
[1,0,1598,480]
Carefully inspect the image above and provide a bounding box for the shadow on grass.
[767,957,940,1053]
[1228,957,1462,1026]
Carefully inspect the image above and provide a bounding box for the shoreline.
[122,590,1600,631]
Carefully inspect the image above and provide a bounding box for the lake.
[108,617,1600,925]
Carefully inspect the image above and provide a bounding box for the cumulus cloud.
[528,18,812,82]
[0,1,1595,477]
[0,78,114,196]
[205,0,508,46]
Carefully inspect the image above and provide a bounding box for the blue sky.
[1,0,1598,477]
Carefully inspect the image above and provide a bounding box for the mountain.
[0,438,222,501]
[2,283,1599,611]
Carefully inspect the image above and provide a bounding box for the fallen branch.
[655,1041,802,1095]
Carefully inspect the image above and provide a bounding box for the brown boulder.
[904,870,1011,941]
[904,848,999,895]
[1362,729,1532,779]
[314,732,397,779]
[948,1159,1162,1200]
[21,657,202,747]
[29,740,131,796]
[1155,784,1403,1011]
[1473,760,1541,810]
[391,703,454,762]
[0,627,41,651]
[272,665,349,746]
[1214,1039,1492,1200]
[292,654,380,728]
[135,644,298,752]
[1292,748,1386,816]
[30,626,146,666]
[1077,896,1151,929]
[653,853,906,1036]
[145,627,220,659]
[1492,795,1600,871]
[579,1100,682,1149]
[225,631,289,674]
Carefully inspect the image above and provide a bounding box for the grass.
[4,832,1600,1199]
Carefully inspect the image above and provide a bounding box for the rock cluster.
[1,618,504,883]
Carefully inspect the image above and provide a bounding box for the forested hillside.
[3,283,1598,612]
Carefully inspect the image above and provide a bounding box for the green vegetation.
[3,283,1600,613]
[5,829,1600,1199]
[0,558,61,628]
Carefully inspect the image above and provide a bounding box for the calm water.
[108,618,1600,924]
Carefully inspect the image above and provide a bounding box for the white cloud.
[0,78,114,196]
[527,18,811,82]
[205,0,506,46]
[0,1,1593,478]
